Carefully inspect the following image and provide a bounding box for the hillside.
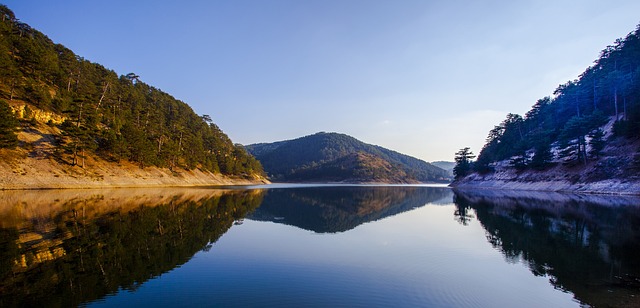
[0,5,267,188]
[245,132,450,183]
[452,23,640,194]
[431,161,455,177]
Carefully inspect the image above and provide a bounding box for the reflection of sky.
[90,202,577,307]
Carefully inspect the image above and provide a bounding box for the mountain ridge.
[246,132,450,183]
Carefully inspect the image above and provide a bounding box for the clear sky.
[5,1,640,162]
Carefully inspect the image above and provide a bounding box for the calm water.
[1,185,639,307]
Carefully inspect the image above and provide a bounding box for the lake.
[1,185,639,307]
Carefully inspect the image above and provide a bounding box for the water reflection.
[453,189,640,307]
[5,185,639,307]
[249,186,452,233]
[0,188,264,307]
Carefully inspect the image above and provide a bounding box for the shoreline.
[451,179,640,196]
[0,181,269,191]
[0,153,269,191]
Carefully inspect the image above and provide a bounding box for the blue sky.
[5,1,640,161]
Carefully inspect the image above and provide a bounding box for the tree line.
[454,23,640,179]
[0,5,263,176]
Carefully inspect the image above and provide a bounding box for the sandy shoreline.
[0,150,269,190]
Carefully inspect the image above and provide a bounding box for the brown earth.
[1,106,268,189]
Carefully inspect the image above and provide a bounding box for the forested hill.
[453,23,640,194]
[246,132,450,183]
[0,5,264,182]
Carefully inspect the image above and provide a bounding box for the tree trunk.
[96,81,109,111]
[614,87,619,121]
[580,137,587,165]
[9,79,15,101]
[593,79,597,110]
[76,101,83,128]
[72,143,78,166]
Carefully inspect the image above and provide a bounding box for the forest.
[246,132,450,182]
[455,23,640,179]
[0,5,263,177]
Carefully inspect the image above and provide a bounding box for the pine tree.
[0,100,18,148]
[588,129,606,158]
[530,142,553,170]
[453,147,475,180]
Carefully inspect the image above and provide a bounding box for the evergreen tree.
[453,147,475,180]
[588,129,606,158]
[470,24,640,173]
[0,100,18,148]
[0,5,265,177]
[510,151,529,170]
[530,141,553,170]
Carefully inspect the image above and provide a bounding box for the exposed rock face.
[9,103,65,124]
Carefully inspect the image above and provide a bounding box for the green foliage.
[453,147,475,180]
[530,141,553,170]
[473,153,494,174]
[558,112,608,164]
[588,129,606,158]
[246,132,449,182]
[476,23,640,171]
[0,100,18,148]
[509,151,529,171]
[0,5,264,176]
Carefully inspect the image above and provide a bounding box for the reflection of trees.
[250,186,452,233]
[0,189,264,307]
[452,194,474,226]
[453,189,640,307]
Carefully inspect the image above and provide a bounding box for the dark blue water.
[1,185,639,307]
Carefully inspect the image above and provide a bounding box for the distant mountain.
[431,161,455,177]
[245,132,450,183]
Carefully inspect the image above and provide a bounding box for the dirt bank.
[0,151,268,189]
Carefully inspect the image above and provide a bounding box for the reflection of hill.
[453,189,640,307]
[0,188,264,307]
[249,186,452,233]
[0,188,258,228]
